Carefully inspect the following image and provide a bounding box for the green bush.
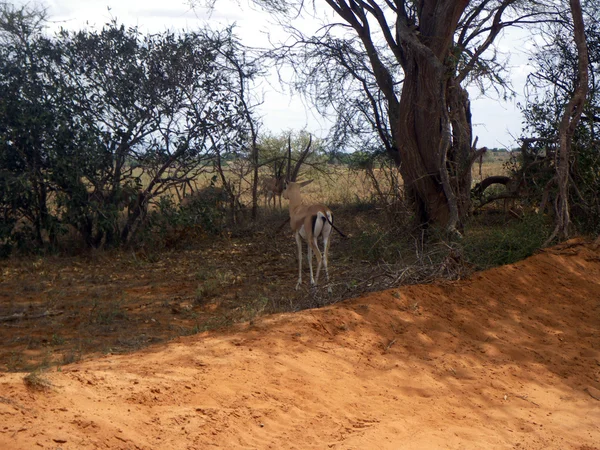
[133,189,229,249]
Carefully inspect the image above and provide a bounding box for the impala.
[261,175,285,209]
[281,134,345,291]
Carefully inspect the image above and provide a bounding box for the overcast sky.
[27,0,534,149]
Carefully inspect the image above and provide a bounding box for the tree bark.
[473,176,511,196]
[447,79,476,222]
[394,0,470,230]
[547,0,589,243]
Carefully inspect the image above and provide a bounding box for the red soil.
[1,240,599,449]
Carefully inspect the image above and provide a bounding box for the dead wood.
[474,193,521,210]
[0,310,63,323]
[473,176,511,197]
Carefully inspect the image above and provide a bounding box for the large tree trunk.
[447,80,477,222]
[393,58,451,226]
[394,0,469,230]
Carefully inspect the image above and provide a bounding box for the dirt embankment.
[1,241,600,449]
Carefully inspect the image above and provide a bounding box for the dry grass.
[23,370,53,391]
[471,151,512,186]
[0,156,521,373]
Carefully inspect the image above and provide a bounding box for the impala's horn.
[286,134,292,182]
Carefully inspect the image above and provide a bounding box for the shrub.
[462,214,551,269]
[133,189,228,249]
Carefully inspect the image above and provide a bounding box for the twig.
[474,193,520,210]
[311,316,332,336]
[11,427,28,438]
[584,387,600,401]
[0,310,63,323]
[384,338,397,352]
[275,217,290,233]
[515,394,540,407]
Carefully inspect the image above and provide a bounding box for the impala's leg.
[307,240,314,285]
[295,231,303,290]
[323,234,330,281]
[324,216,333,281]
[307,217,322,287]
[312,237,323,286]
[310,216,326,286]
[322,233,331,293]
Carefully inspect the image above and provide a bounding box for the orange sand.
[1,241,599,449]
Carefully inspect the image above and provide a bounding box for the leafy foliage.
[519,0,600,234]
[0,4,259,254]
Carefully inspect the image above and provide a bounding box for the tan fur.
[261,177,285,209]
[283,181,333,291]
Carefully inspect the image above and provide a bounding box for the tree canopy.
[0,3,260,252]
[0,0,597,255]
[255,0,558,231]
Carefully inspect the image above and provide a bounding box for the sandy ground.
[1,240,600,449]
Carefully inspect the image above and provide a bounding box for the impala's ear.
[299,179,313,188]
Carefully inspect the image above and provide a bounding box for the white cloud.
[15,0,532,148]
[471,97,523,149]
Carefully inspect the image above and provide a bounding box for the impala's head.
[282,180,293,200]
[282,179,313,200]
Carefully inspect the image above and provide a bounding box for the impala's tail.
[311,212,346,239]
[324,214,347,238]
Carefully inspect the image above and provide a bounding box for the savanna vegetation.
[1,0,599,371]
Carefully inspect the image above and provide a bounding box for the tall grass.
[471,151,511,186]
